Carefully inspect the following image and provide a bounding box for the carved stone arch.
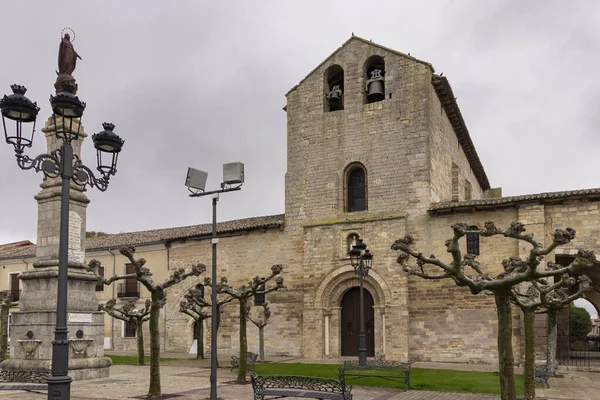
[314,265,391,309]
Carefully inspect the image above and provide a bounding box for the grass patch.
[254,363,524,395]
[105,354,177,365]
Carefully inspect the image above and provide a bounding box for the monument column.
[0,31,112,384]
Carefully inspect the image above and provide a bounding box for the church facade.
[2,36,599,365]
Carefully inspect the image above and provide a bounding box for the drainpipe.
[108,249,117,350]
[21,259,29,271]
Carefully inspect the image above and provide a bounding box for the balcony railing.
[117,282,140,298]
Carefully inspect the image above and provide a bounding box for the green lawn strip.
[105,354,177,365]
[253,363,524,395]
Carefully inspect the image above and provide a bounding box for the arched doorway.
[341,287,374,356]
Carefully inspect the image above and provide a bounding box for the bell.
[367,80,384,102]
[327,85,343,110]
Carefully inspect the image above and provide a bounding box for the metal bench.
[231,351,258,372]
[534,364,550,388]
[251,371,352,400]
[341,359,411,391]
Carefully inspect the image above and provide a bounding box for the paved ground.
[1,354,597,399]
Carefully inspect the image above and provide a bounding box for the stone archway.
[312,266,391,359]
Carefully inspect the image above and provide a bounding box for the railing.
[117,282,140,298]
[557,335,600,368]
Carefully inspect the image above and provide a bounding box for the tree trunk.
[148,295,162,397]
[237,299,248,384]
[495,291,517,400]
[523,308,536,400]
[136,318,145,366]
[546,309,558,375]
[0,304,9,361]
[259,326,264,362]
[196,319,204,360]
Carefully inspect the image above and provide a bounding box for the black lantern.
[0,85,40,152]
[49,84,86,141]
[349,239,367,267]
[349,239,373,277]
[92,122,124,179]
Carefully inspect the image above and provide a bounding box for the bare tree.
[88,246,206,398]
[179,284,211,359]
[216,265,284,384]
[510,274,591,399]
[391,222,597,400]
[98,298,151,366]
[0,291,17,361]
[247,302,271,362]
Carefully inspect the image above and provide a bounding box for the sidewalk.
[1,355,596,399]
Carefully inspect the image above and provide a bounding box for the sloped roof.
[0,214,285,261]
[432,75,490,190]
[429,188,600,214]
[286,35,434,96]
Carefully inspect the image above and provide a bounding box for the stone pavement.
[0,357,596,399]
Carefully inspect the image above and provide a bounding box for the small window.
[465,180,472,201]
[8,273,20,302]
[452,162,459,201]
[124,320,136,338]
[324,65,344,112]
[466,226,480,255]
[345,163,367,212]
[364,55,385,104]
[195,283,205,299]
[254,284,266,306]
[95,265,105,292]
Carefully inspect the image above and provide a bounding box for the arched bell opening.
[364,55,385,104]
[324,64,344,112]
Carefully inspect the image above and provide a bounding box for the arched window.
[324,65,344,112]
[345,163,367,212]
[364,55,385,104]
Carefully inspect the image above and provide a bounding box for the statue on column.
[55,29,82,94]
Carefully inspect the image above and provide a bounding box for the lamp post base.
[47,375,72,400]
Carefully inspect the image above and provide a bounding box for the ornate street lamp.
[185,162,244,400]
[0,83,124,400]
[349,238,373,367]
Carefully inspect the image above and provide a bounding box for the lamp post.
[348,238,373,367]
[0,83,124,400]
[185,162,244,400]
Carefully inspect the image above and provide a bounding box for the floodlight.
[223,162,244,185]
[185,167,208,191]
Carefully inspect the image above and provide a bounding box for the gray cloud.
[1,0,599,244]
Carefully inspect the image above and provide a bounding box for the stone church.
[2,36,599,366]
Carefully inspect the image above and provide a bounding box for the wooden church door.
[340,287,374,356]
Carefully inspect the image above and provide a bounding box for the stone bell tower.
[0,33,111,382]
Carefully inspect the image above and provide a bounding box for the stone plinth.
[0,115,111,381]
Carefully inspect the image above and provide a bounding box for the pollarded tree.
[98,298,151,366]
[247,302,272,362]
[179,281,235,361]
[0,291,17,361]
[87,246,206,398]
[179,286,210,359]
[391,222,597,400]
[216,265,284,384]
[510,274,590,399]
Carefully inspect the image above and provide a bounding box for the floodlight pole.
[189,185,241,400]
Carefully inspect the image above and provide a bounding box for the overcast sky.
[1,2,599,315]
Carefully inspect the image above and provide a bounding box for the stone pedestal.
[0,115,111,381]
